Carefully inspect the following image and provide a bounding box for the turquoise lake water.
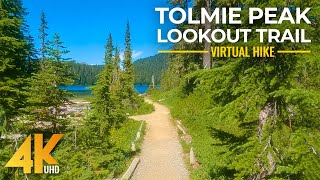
[60,85,153,96]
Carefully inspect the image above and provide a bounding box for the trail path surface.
[130,98,189,180]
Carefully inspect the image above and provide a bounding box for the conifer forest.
[0,0,320,179]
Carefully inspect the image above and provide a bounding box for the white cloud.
[132,50,143,59]
[119,50,143,60]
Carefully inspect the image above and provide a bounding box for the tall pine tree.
[26,33,73,133]
[0,0,30,132]
[161,0,203,91]
[111,46,121,93]
[38,11,48,62]
[92,33,125,132]
[0,1,33,177]
[121,22,137,108]
[166,0,320,179]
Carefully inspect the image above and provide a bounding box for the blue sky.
[23,0,173,65]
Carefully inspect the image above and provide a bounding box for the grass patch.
[110,120,145,178]
[126,99,154,116]
[109,120,144,153]
[148,88,221,180]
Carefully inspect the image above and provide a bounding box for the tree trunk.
[254,103,276,179]
[203,0,211,69]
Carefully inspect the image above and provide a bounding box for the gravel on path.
[130,99,189,180]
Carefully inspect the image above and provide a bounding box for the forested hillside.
[150,0,320,179]
[0,1,152,179]
[68,53,167,86]
[68,62,103,86]
[133,54,167,85]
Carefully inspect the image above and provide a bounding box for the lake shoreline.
[61,85,158,96]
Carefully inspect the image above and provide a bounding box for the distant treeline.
[0,1,151,177]
[133,54,167,85]
[68,62,103,86]
[70,54,167,86]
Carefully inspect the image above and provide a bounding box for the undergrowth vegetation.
[152,0,320,179]
[125,97,154,116]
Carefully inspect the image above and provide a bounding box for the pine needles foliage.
[156,0,320,179]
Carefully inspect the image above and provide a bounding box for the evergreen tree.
[121,22,137,107]
[25,30,38,74]
[38,11,48,62]
[111,47,121,92]
[92,34,125,131]
[105,33,113,64]
[0,0,34,177]
[202,0,211,68]
[0,0,30,132]
[25,33,73,133]
[203,1,320,178]
[160,0,320,179]
[161,0,203,90]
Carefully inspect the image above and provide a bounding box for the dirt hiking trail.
[130,98,189,180]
